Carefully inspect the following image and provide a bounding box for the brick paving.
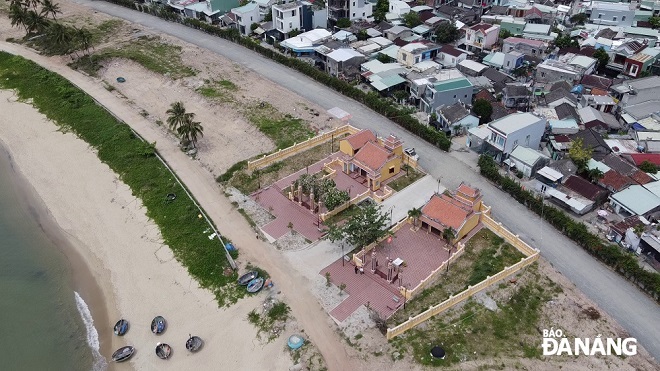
[320,226,459,322]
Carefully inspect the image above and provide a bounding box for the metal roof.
[489,112,545,135]
[610,184,660,215]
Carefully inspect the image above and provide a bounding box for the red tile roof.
[344,129,377,151]
[630,170,653,185]
[629,153,660,166]
[457,183,478,198]
[554,135,571,143]
[421,194,472,230]
[353,141,391,172]
[599,170,634,192]
[470,23,493,32]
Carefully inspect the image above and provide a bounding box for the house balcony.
[328,8,348,20]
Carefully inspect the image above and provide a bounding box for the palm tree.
[25,10,49,34]
[24,0,42,11]
[178,117,204,148]
[73,26,93,56]
[442,227,455,246]
[165,101,191,133]
[407,207,421,228]
[40,0,61,20]
[9,3,29,33]
[47,22,72,51]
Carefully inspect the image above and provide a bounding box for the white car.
[404,147,419,161]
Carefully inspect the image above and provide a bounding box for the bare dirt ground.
[0,2,657,370]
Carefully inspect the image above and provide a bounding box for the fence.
[319,189,370,222]
[401,242,466,300]
[386,252,539,340]
[247,124,359,171]
[480,214,537,257]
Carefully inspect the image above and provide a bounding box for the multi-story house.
[253,0,277,19]
[436,45,468,68]
[502,84,531,110]
[465,23,500,53]
[484,112,547,160]
[502,37,548,58]
[396,42,440,68]
[273,1,327,39]
[623,47,660,78]
[327,0,373,27]
[231,1,260,35]
[589,2,635,27]
[420,75,473,113]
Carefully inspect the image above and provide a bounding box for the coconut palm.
[24,0,42,11]
[165,101,192,133]
[40,0,61,20]
[442,227,455,246]
[178,117,204,148]
[8,3,28,32]
[407,207,421,228]
[24,10,49,34]
[73,26,93,56]
[46,22,72,51]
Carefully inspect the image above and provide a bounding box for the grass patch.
[244,102,314,150]
[389,263,554,367]
[88,19,125,45]
[386,165,425,192]
[323,204,361,226]
[219,140,334,195]
[245,300,290,342]
[388,229,525,326]
[0,52,242,306]
[196,78,238,101]
[237,208,256,228]
[69,36,197,78]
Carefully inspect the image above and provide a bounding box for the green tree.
[24,10,49,34]
[407,207,421,227]
[357,29,368,41]
[435,21,460,44]
[73,26,93,56]
[264,9,272,22]
[8,3,28,33]
[570,13,588,25]
[554,34,578,48]
[373,0,389,23]
[324,188,350,211]
[650,16,660,29]
[639,160,658,173]
[40,0,61,20]
[391,90,408,103]
[376,53,393,63]
[499,29,512,40]
[178,117,204,148]
[472,98,492,124]
[326,203,390,248]
[288,29,301,37]
[166,101,192,133]
[403,11,421,28]
[587,168,604,183]
[250,22,259,32]
[336,18,351,29]
[593,47,609,71]
[442,227,455,245]
[568,137,593,171]
[46,22,72,51]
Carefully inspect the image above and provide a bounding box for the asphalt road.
[75,0,660,361]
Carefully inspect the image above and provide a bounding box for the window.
[289,22,292,28]
[631,64,639,75]
[389,167,395,174]
[598,13,602,19]
[622,16,626,21]
[541,72,545,77]
[465,95,468,98]
[513,139,518,147]
[525,135,530,146]
[507,61,510,66]
[453,94,457,98]
[292,10,295,16]
[363,12,365,16]
[612,16,617,22]
[402,54,407,61]
[532,49,536,54]
[353,12,355,16]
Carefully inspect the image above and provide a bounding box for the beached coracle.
[238,271,258,286]
[186,335,203,353]
[151,316,167,334]
[111,346,135,362]
[155,343,172,360]
[113,319,129,336]
[246,277,264,293]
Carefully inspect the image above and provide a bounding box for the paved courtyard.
[320,226,457,322]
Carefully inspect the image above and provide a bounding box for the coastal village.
[0,0,660,369]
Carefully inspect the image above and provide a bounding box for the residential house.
[589,2,635,27]
[231,1,260,36]
[563,175,608,205]
[545,174,606,214]
[458,59,489,76]
[609,184,660,217]
[542,88,578,108]
[483,51,524,73]
[325,49,365,78]
[482,68,515,94]
[437,45,468,68]
[555,102,580,122]
[176,0,239,23]
[581,74,614,93]
[273,1,327,39]
[522,23,552,42]
[338,130,403,191]
[580,95,616,113]
[623,47,660,78]
[419,73,474,113]
[611,76,660,130]
[387,0,410,19]
[548,119,579,136]
[385,25,413,41]
[465,23,500,53]
[607,39,648,72]
[437,6,477,25]
[507,146,549,177]
[467,125,492,152]
[484,112,547,160]
[502,37,547,58]
[546,134,572,160]
[327,0,372,26]
[502,84,531,110]
[419,183,483,241]
[280,29,332,55]
[397,42,440,68]
[436,102,480,135]
[536,60,582,84]
[523,4,558,25]
[500,18,526,36]
[253,0,275,19]
[570,129,612,161]
[608,216,647,244]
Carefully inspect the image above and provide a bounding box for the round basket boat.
[287,334,304,350]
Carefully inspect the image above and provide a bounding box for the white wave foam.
[74,291,108,371]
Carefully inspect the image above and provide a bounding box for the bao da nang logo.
[542,328,637,356]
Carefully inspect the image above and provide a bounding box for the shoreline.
[0,83,293,369]
[0,107,118,369]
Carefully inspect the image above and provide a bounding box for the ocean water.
[0,148,103,370]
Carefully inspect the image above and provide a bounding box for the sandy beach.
[0,90,294,369]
